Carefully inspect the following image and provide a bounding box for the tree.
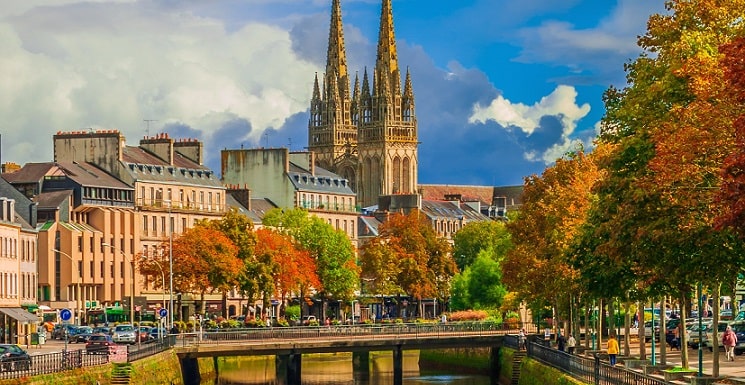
[452,220,511,271]
[262,208,359,302]
[169,225,240,317]
[449,249,507,311]
[204,209,260,319]
[359,210,456,317]
[254,228,321,313]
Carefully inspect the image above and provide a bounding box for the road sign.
[159,308,168,318]
[60,308,72,323]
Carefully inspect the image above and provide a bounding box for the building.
[0,177,40,344]
[308,0,418,207]
[419,184,523,219]
[221,148,359,244]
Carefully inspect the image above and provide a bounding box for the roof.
[35,190,73,210]
[359,216,381,237]
[249,198,277,220]
[419,184,524,207]
[288,163,355,195]
[225,194,262,225]
[1,163,55,184]
[122,159,223,188]
[420,199,490,222]
[56,162,132,190]
[121,146,205,170]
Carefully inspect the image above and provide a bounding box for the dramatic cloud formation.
[0,1,663,186]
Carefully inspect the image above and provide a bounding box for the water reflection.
[208,352,489,385]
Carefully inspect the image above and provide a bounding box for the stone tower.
[308,0,359,193]
[309,0,418,208]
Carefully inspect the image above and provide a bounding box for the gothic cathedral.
[308,0,418,208]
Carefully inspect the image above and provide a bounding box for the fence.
[0,349,108,380]
[525,339,669,385]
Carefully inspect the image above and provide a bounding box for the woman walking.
[607,333,620,366]
[723,325,737,361]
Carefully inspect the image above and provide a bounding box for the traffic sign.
[60,308,72,323]
[159,308,168,318]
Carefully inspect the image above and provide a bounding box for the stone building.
[308,0,417,207]
[221,148,359,244]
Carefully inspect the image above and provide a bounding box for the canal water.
[204,352,491,385]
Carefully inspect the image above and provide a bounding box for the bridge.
[174,323,533,385]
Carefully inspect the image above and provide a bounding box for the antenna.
[263,132,270,148]
[288,137,292,149]
[144,119,158,136]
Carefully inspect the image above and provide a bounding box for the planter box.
[662,369,696,382]
[642,364,672,375]
[690,376,721,385]
[623,359,649,369]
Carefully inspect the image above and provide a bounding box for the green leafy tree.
[452,220,511,271]
[262,208,359,301]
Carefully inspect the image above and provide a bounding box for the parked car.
[85,333,116,355]
[92,326,111,335]
[51,324,76,340]
[643,321,660,341]
[686,321,711,348]
[148,328,168,341]
[302,316,317,326]
[112,324,136,344]
[0,344,31,371]
[73,326,93,343]
[136,326,152,343]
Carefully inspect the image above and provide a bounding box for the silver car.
[112,324,136,344]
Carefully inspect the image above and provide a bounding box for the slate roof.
[421,199,490,222]
[288,164,355,195]
[121,146,205,170]
[56,162,132,190]
[122,159,222,188]
[359,216,381,237]
[35,190,72,210]
[419,184,524,207]
[2,163,55,184]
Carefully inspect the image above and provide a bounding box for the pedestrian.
[607,333,619,366]
[518,328,526,350]
[557,333,566,352]
[723,325,737,361]
[567,334,576,355]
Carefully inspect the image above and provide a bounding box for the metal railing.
[0,349,108,380]
[173,322,539,347]
[127,336,177,362]
[527,340,668,385]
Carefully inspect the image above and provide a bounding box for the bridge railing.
[172,321,538,347]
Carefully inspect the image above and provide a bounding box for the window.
[100,261,104,278]
[78,261,83,278]
[78,236,83,252]
[143,215,148,235]
[90,261,94,278]
[153,217,158,235]
[89,237,94,253]
[120,261,125,278]
[161,217,166,233]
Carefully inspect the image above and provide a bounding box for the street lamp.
[52,249,81,326]
[103,243,135,326]
[146,252,167,335]
[164,200,174,328]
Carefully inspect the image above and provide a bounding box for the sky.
[0,0,667,187]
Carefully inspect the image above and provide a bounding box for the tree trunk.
[584,301,590,349]
[623,300,631,356]
[221,291,228,319]
[680,292,688,368]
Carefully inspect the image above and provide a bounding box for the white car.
[112,324,136,344]
[703,321,731,351]
[685,320,711,348]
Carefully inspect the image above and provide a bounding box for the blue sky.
[0,0,666,186]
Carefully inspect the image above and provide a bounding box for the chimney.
[227,186,252,210]
[174,138,204,166]
[140,133,174,165]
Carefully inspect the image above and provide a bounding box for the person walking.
[607,333,620,366]
[723,325,737,361]
[567,334,576,355]
[518,328,526,350]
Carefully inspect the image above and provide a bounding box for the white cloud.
[0,2,320,166]
[469,85,590,136]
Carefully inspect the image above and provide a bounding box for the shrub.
[448,310,489,322]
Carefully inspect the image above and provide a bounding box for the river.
[203,352,491,385]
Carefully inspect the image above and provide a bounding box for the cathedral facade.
[308,0,418,208]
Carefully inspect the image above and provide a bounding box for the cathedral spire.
[312,72,321,101]
[327,0,348,91]
[375,0,399,94]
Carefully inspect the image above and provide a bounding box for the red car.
[85,333,115,355]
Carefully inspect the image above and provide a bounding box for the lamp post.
[103,243,135,326]
[164,200,174,329]
[145,254,166,339]
[52,249,81,326]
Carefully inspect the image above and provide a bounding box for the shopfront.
[0,307,41,345]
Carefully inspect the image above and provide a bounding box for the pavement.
[585,331,745,379]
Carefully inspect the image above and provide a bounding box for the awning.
[0,308,40,323]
